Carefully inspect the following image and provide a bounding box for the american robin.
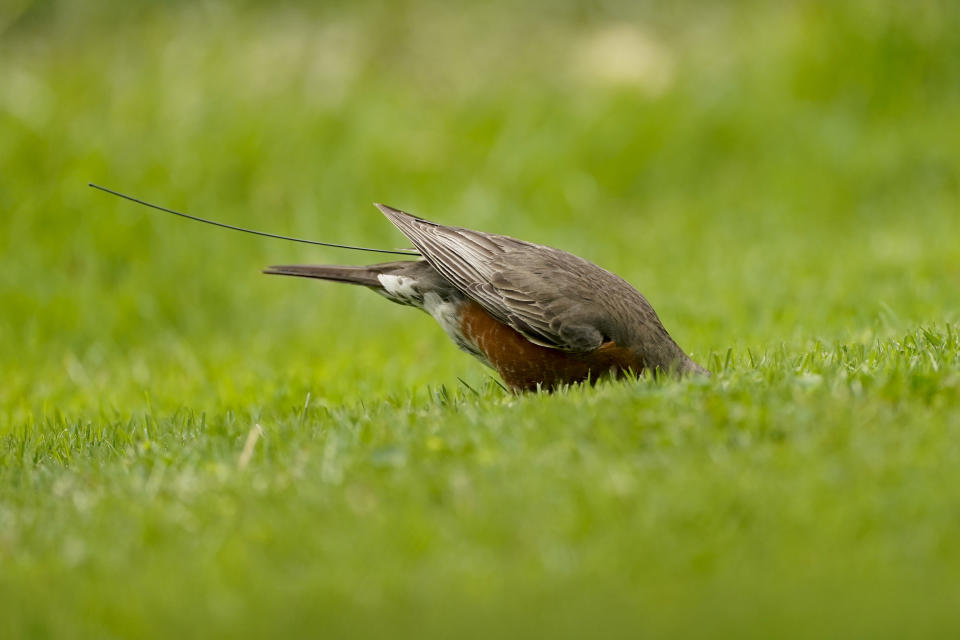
[264,204,708,392]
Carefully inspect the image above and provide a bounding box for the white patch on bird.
[422,292,458,335]
[423,292,491,368]
[375,274,492,369]
[377,274,420,304]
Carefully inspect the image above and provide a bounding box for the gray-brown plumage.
[265,204,707,392]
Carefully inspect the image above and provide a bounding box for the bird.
[85,185,707,391]
[264,204,707,393]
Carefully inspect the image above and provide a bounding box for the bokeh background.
[3,0,957,413]
[2,0,960,637]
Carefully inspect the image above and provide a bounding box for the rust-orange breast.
[457,299,641,392]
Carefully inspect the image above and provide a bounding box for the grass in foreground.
[3,326,960,638]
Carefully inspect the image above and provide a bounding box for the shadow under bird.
[90,184,708,392]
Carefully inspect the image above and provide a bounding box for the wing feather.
[376,204,607,352]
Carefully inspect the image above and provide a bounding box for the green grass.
[2,1,960,637]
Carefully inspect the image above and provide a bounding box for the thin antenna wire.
[88,183,420,256]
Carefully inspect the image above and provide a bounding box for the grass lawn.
[2,1,959,637]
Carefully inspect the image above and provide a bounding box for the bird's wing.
[376,204,610,352]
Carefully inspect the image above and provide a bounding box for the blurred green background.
[1,0,959,637]
[2,0,956,413]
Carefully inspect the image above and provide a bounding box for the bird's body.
[265,204,706,392]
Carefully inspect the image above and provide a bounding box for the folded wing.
[376,204,609,353]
